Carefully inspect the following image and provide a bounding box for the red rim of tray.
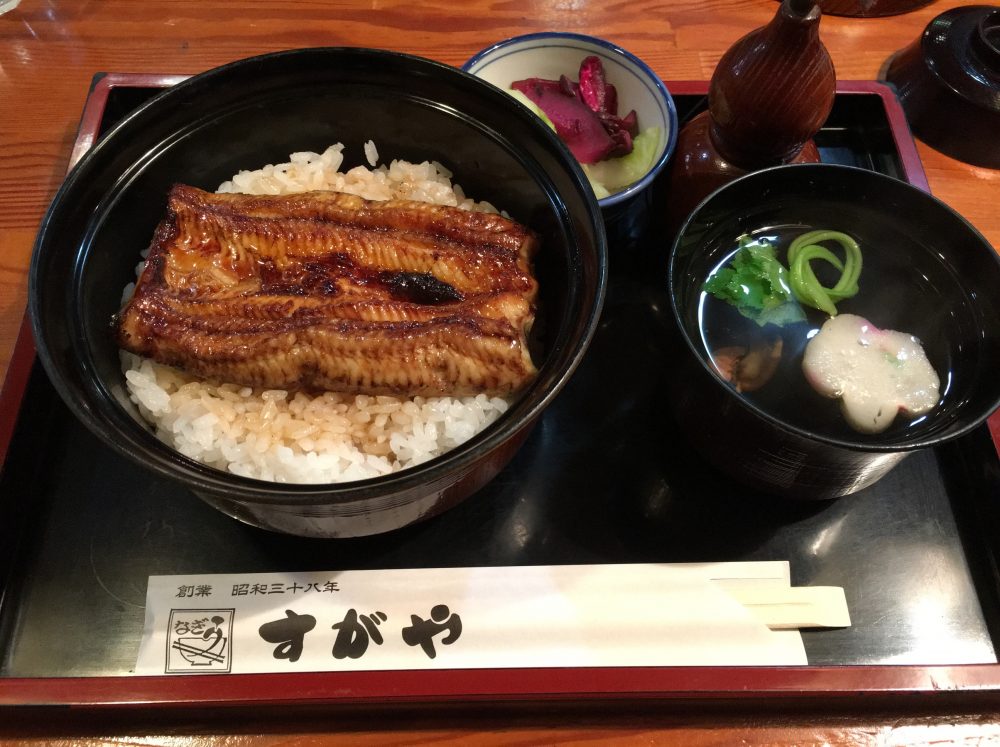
[1,74,999,713]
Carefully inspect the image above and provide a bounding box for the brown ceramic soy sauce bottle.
[665,0,836,233]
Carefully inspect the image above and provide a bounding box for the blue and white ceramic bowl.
[463,32,678,248]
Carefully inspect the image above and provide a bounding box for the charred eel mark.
[378,271,464,305]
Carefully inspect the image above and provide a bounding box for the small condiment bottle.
[664,0,836,233]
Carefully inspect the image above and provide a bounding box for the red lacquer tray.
[2,75,1000,717]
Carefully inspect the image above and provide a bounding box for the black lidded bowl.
[29,48,608,538]
[884,5,1000,169]
[668,163,1000,500]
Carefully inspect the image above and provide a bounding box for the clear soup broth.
[693,225,963,443]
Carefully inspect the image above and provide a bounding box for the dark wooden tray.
[2,75,1000,714]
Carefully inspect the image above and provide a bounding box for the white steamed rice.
[122,144,510,484]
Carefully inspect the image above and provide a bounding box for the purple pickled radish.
[511,77,563,97]
[607,128,633,158]
[619,109,638,137]
[578,57,636,154]
[578,55,608,114]
[598,109,639,138]
[511,78,615,163]
[597,111,619,132]
[605,84,618,116]
[559,75,579,98]
[512,55,638,163]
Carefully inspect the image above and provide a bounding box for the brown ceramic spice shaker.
[665,0,836,233]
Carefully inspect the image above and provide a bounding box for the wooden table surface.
[2,0,999,742]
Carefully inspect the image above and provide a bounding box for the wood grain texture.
[1,0,997,389]
[1,1,999,738]
[708,1,835,165]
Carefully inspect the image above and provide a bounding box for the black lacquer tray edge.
[2,74,1000,714]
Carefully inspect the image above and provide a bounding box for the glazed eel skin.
[116,185,540,396]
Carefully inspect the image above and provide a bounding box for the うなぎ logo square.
[165,609,234,673]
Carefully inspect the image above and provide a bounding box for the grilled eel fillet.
[116,184,540,396]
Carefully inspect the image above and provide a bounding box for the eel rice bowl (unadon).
[119,143,534,484]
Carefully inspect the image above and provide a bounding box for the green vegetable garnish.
[787,230,862,316]
[703,236,806,327]
[582,127,662,192]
